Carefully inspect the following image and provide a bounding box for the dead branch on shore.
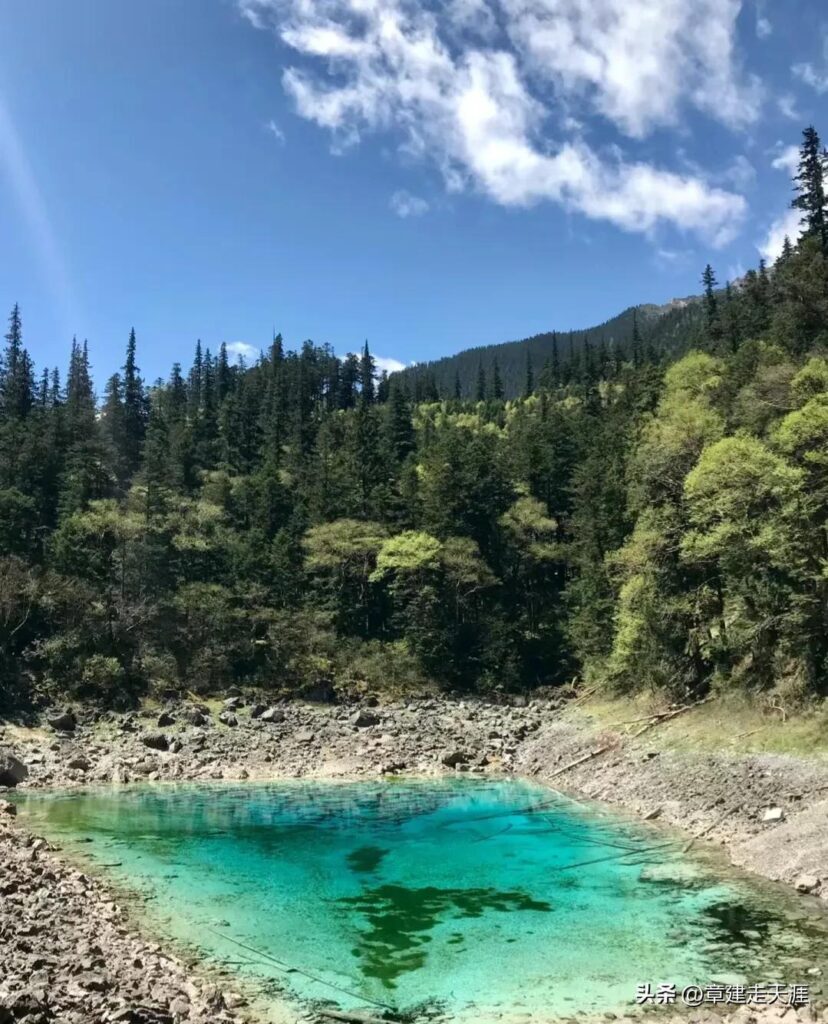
[318,1012,396,1024]
[681,806,734,854]
[547,698,710,780]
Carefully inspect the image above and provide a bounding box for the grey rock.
[350,709,380,728]
[260,708,284,723]
[47,708,77,732]
[218,712,238,727]
[0,798,17,816]
[67,755,91,771]
[249,704,266,719]
[761,806,785,823]
[157,712,176,727]
[794,874,820,893]
[0,753,28,787]
[442,750,468,768]
[140,733,169,752]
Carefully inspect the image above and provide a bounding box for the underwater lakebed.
[13,778,828,1020]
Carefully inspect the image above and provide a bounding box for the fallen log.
[681,806,734,854]
[318,1012,396,1024]
[547,744,613,779]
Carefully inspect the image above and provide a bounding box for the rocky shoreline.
[2,694,827,1024]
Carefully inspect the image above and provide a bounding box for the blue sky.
[1,0,827,384]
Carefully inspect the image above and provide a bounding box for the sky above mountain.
[1,0,826,382]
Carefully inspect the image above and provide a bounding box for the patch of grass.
[567,692,828,757]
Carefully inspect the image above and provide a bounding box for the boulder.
[295,730,315,744]
[350,709,380,728]
[249,704,266,719]
[46,708,77,732]
[157,711,176,727]
[218,712,238,727]
[223,696,242,710]
[183,708,208,727]
[761,806,785,823]
[795,874,820,894]
[141,733,169,752]
[0,798,16,816]
[0,753,28,788]
[442,750,468,768]
[67,755,91,771]
[260,707,285,724]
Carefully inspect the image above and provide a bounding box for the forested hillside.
[1,127,827,711]
[393,296,705,401]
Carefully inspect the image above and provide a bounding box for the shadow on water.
[338,884,553,989]
[346,846,390,874]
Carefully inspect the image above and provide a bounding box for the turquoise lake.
[12,778,828,1020]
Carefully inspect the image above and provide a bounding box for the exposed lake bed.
[2,697,828,1024]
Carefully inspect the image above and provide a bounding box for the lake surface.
[13,778,828,1020]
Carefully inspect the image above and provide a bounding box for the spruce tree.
[491,358,504,400]
[1,304,34,420]
[792,125,828,254]
[453,370,462,401]
[122,328,147,476]
[524,352,534,398]
[359,341,375,404]
[550,332,560,387]
[476,362,486,402]
[701,265,722,348]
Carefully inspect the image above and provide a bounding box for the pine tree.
[476,362,486,402]
[701,265,722,348]
[386,383,414,462]
[792,125,828,254]
[339,353,359,409]
[550,332,560,387]
[188,340,203,420]
[630,309,643,368]
[359,341,375,404]
[1,304,34,420]
[491,358,504,400]
[453,370,462,401]
[217,342,232,403]
[122,328,147,476]
[524,352,534,398]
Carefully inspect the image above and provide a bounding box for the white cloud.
[777,93,801,121]
[225,341,259,361]
[374,354,407,374]
[758,207,800,264]
[500,0,761,138]
[238,0,750,246]
[792,33,828,93]
[266,118,286,142]
[722,154,755,190]
[771,144,799,176]
[793,61,828,94]
[756,16,772,38]
[390,189,430,217]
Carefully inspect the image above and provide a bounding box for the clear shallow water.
[12,778,828,1020]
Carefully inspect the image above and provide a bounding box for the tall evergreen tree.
[491,358,504,400]
[476,362,486,402]
[122,328,147,476]
[1,304,34,421]
[359,341,375,404]
[524,352,534,398]
[792,125,828,254]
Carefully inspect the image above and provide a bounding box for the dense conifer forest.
[1,127,828,710]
